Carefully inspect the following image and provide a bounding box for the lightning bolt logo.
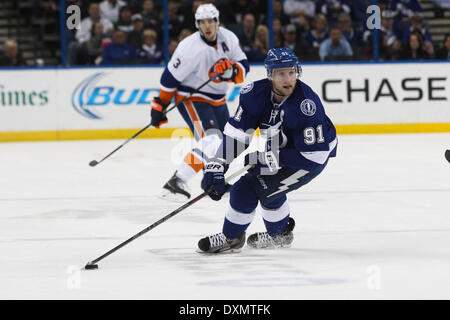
[267,170,309,198]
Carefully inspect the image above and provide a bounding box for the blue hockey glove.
[150,97,168,128]
[244,151,280,175]
[202,158,228,201]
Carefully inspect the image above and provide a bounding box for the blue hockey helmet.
[264,47,302,79]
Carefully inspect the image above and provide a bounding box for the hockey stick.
[88,73,220,167]
[84,164,252,270]
[446,150,450,163]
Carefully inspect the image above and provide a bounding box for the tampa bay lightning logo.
[240,82,253,94]
[300,99,316,116]
[71,72,108,119]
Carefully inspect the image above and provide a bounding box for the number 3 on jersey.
[304,125,325,145]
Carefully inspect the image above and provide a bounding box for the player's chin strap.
[88,73,220,167]
[84,164,253,270]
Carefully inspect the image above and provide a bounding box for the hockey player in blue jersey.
[198,47,337,253]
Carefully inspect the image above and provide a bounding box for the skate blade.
[247,244,292,250]
[196,248,242,254]
[158,189,190,203]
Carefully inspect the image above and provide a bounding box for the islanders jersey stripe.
[160,68,180,90]
[176,94,226,106]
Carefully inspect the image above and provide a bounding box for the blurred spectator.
[76,3,114,43]
[389,0,423,22]
[116,6,134,33]
[305,14,328,49]
[338,13,364,47]
[283,24,317,61]
[136,29,163,64]
[230,0,251,24]
[141,0,162,42]
[388,39,404,60]
[348,0,367,26]
[363,9,403,60]
[70,3,114,65]
[401,14,433,56]
[38,0,59,35]
[0,40,27,67]
[127,0,147,13]
[319,25,353,61]
[380,10,400,48]
[100,0,127,24]
[363,28,390,61]
[165,0,184,39]
[253,25,270,57]
[235,13,256,49]
[215,0,239,27]
[168,38,179,58]
[263,0,290,26]
[128,14,145,49]
[39,0,58,10]
[87,22,112,65]
[272,18,284,48]
[178,28,193,42]
[293,11,311,34]
[180,0,204,32]
[317,0,351,25]
[101,29,137,65]
[400,31,430,60]
[38,0,59,16]
[283,0,315,25]
[432,0,450,9]
[435,34,450,60]
[246,0,268,24]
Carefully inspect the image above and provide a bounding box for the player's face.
[271,67,297,97]
[198,18,218,41]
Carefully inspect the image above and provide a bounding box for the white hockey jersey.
[159,27,248,106]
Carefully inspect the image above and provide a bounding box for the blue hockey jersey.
[222,78,337,171]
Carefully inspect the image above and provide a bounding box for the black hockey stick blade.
[89,160,99,167]
[445,150,450,163]
[84,262,98,270]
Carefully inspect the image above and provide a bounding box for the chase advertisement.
[0,63,449,133]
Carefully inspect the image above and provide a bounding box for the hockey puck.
[89,160,98,167]
[85,263,98,270]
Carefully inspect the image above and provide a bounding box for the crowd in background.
[1,0,450,67]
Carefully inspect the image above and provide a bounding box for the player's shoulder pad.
[218,26,240,44]
[238,79,270,116]
[240,78,269,97]
[295,81,325,120]
[299,80,321,102]
[174,32,203,55]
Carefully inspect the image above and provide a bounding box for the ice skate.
[247,217,295,249]
[160,171,191,202]
[198,232,246,253]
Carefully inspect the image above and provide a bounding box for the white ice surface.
[1,133,450,299]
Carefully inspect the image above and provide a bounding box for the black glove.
[202,158,229,201]
[150,97,168,128]
[244,151,280,175]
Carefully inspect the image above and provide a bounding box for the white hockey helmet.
[195,3,220,29]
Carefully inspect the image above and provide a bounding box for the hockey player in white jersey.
[150,3,249,201]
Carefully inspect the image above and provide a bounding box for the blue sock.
[263,215,290,237]
[223,218,250,239]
